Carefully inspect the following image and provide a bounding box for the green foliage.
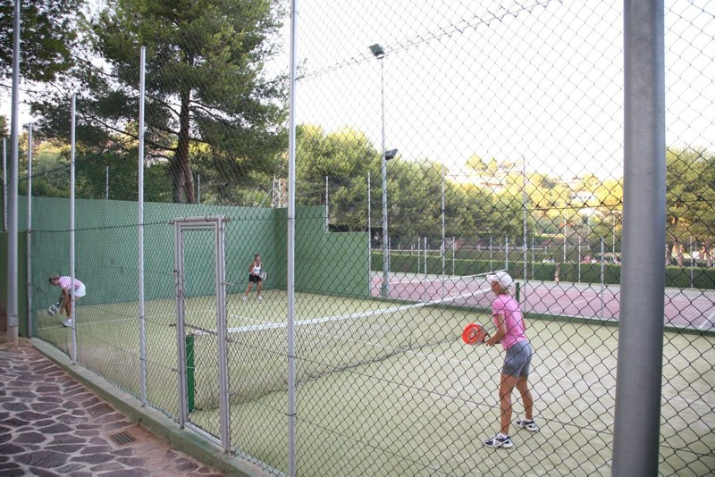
[296,125,379,229]
[665,265,715,289]
[0,0,81,82]
[666,147,715,243]
[32,0,288,204]
[74,149,173,202]
[22,138,69,198]
[295,125,499,244]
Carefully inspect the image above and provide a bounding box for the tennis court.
[377,271,715,330]
[34,288,715,476]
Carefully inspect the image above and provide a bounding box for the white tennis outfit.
[57,276,87,297]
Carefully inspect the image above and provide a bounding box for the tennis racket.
[48,294,65,316]
[259,271,268,281]
[462,322,489,345]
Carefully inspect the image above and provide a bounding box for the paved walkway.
[0,338,226,477]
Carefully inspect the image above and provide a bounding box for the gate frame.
[172,215,229,452]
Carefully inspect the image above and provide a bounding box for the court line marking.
[699,308,715,330]
[536,296,591,315]
[195,288,492,336]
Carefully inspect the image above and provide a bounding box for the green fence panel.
[0,232,28,336]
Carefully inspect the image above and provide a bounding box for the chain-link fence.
[2,0,714,475]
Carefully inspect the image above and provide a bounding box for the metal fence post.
[613,1,666,474]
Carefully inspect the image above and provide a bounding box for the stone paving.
[0,339,226,477]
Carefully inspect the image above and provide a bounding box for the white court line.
[539,296,591,315]
[388,271,504,285]
[698,308,715,330]
[202,288,493,336]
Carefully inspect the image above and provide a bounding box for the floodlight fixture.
[385,149,398,160]
[369,44,385,59]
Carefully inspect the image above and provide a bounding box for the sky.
[3,0,713,181]
[284,0,713,179]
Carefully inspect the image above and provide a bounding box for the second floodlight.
[385,149,398,160]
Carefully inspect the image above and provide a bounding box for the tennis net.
[187,290,486,409]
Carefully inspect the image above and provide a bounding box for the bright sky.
[285,0,713,179]
[3,0,713,181]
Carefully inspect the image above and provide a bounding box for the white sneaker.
[483,433,513,449]
[62,319,73,328]
[515,417,539,432]
[242,296,247,301]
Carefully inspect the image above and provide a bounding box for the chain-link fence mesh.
[2,0,714,475]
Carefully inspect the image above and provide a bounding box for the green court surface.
[34,291,715,476]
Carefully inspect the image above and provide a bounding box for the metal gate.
[172,215,230,452]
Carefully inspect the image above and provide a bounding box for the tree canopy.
[0,0,81,82]
[32,0,288,203]
[666,147,715,263]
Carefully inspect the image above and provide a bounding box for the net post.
[186,334,195,413]
[515,282,521,302]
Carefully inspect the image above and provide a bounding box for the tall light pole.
[370,43,395,298]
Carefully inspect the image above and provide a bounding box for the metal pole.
[380,55,389,298]
[452,237,455,276]
[600,238,605,319]
[3,138,6,231]
[423,237,427,275]
[416,238,420,274]
[489,235,492,271]
[174,222,187,429]
[287,1,298,473]
[522,156,527,304]
[613,1,665,474]
[26,124,33,337]
[441,166,445,297]
[215,219,230,451]
[505,236,509,272]
[6,0,21,344]
[367,172,371,294]
[197,174,201,204]
[138,46,147,406]
[578,236,582,282]
[612,214,616,256]
[70,95,77,362]
[423,237,428,302]
[325,175,329,232]
[587,213,591,260]
[532,237,536,283]
[105,166,109,200]
[689,236,694,288]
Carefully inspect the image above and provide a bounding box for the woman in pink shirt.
[483,271,538,448]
